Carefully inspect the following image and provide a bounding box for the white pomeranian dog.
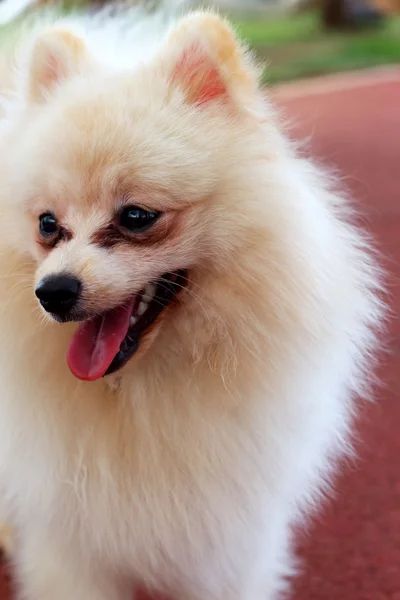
[0,2,384,599]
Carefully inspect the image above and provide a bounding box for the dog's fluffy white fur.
[0,3,384,600]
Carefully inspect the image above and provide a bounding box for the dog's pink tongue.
[67,300,134,381]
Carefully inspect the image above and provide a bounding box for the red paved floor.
[1,73,399,599]
[275,74,400,600]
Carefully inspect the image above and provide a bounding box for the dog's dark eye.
[39,213,59,236]
[119,206,159,232]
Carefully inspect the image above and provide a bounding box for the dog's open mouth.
[67,270,187,381]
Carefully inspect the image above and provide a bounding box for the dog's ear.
[162,12,261,109]
[28,28,91,103]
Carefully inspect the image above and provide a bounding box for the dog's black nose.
[35,275,81,317]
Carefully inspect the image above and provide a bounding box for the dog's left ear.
[161,12,261,110]
[28,27,92,103]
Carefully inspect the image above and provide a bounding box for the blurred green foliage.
[235,10,400,84]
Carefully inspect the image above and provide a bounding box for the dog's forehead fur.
[25,72,235,218]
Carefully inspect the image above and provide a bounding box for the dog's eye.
[39,213,59,236]
[119,206,159,232]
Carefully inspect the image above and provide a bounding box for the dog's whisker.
[158,277,213,324]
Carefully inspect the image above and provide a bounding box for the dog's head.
[3,13,266,381]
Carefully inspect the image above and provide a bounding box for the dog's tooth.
[130,316,137,326]
[142,283,156,303]
[137,301,148,316]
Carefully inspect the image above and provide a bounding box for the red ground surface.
[274,74,400,600]
[1,73,399,599]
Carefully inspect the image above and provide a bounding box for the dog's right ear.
[159,12,261,112]
[28,28,92,103]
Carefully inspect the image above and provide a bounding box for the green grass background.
[235,10,400,84]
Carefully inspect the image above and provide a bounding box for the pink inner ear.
[173,46,227,106]
[45,53,62,84]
